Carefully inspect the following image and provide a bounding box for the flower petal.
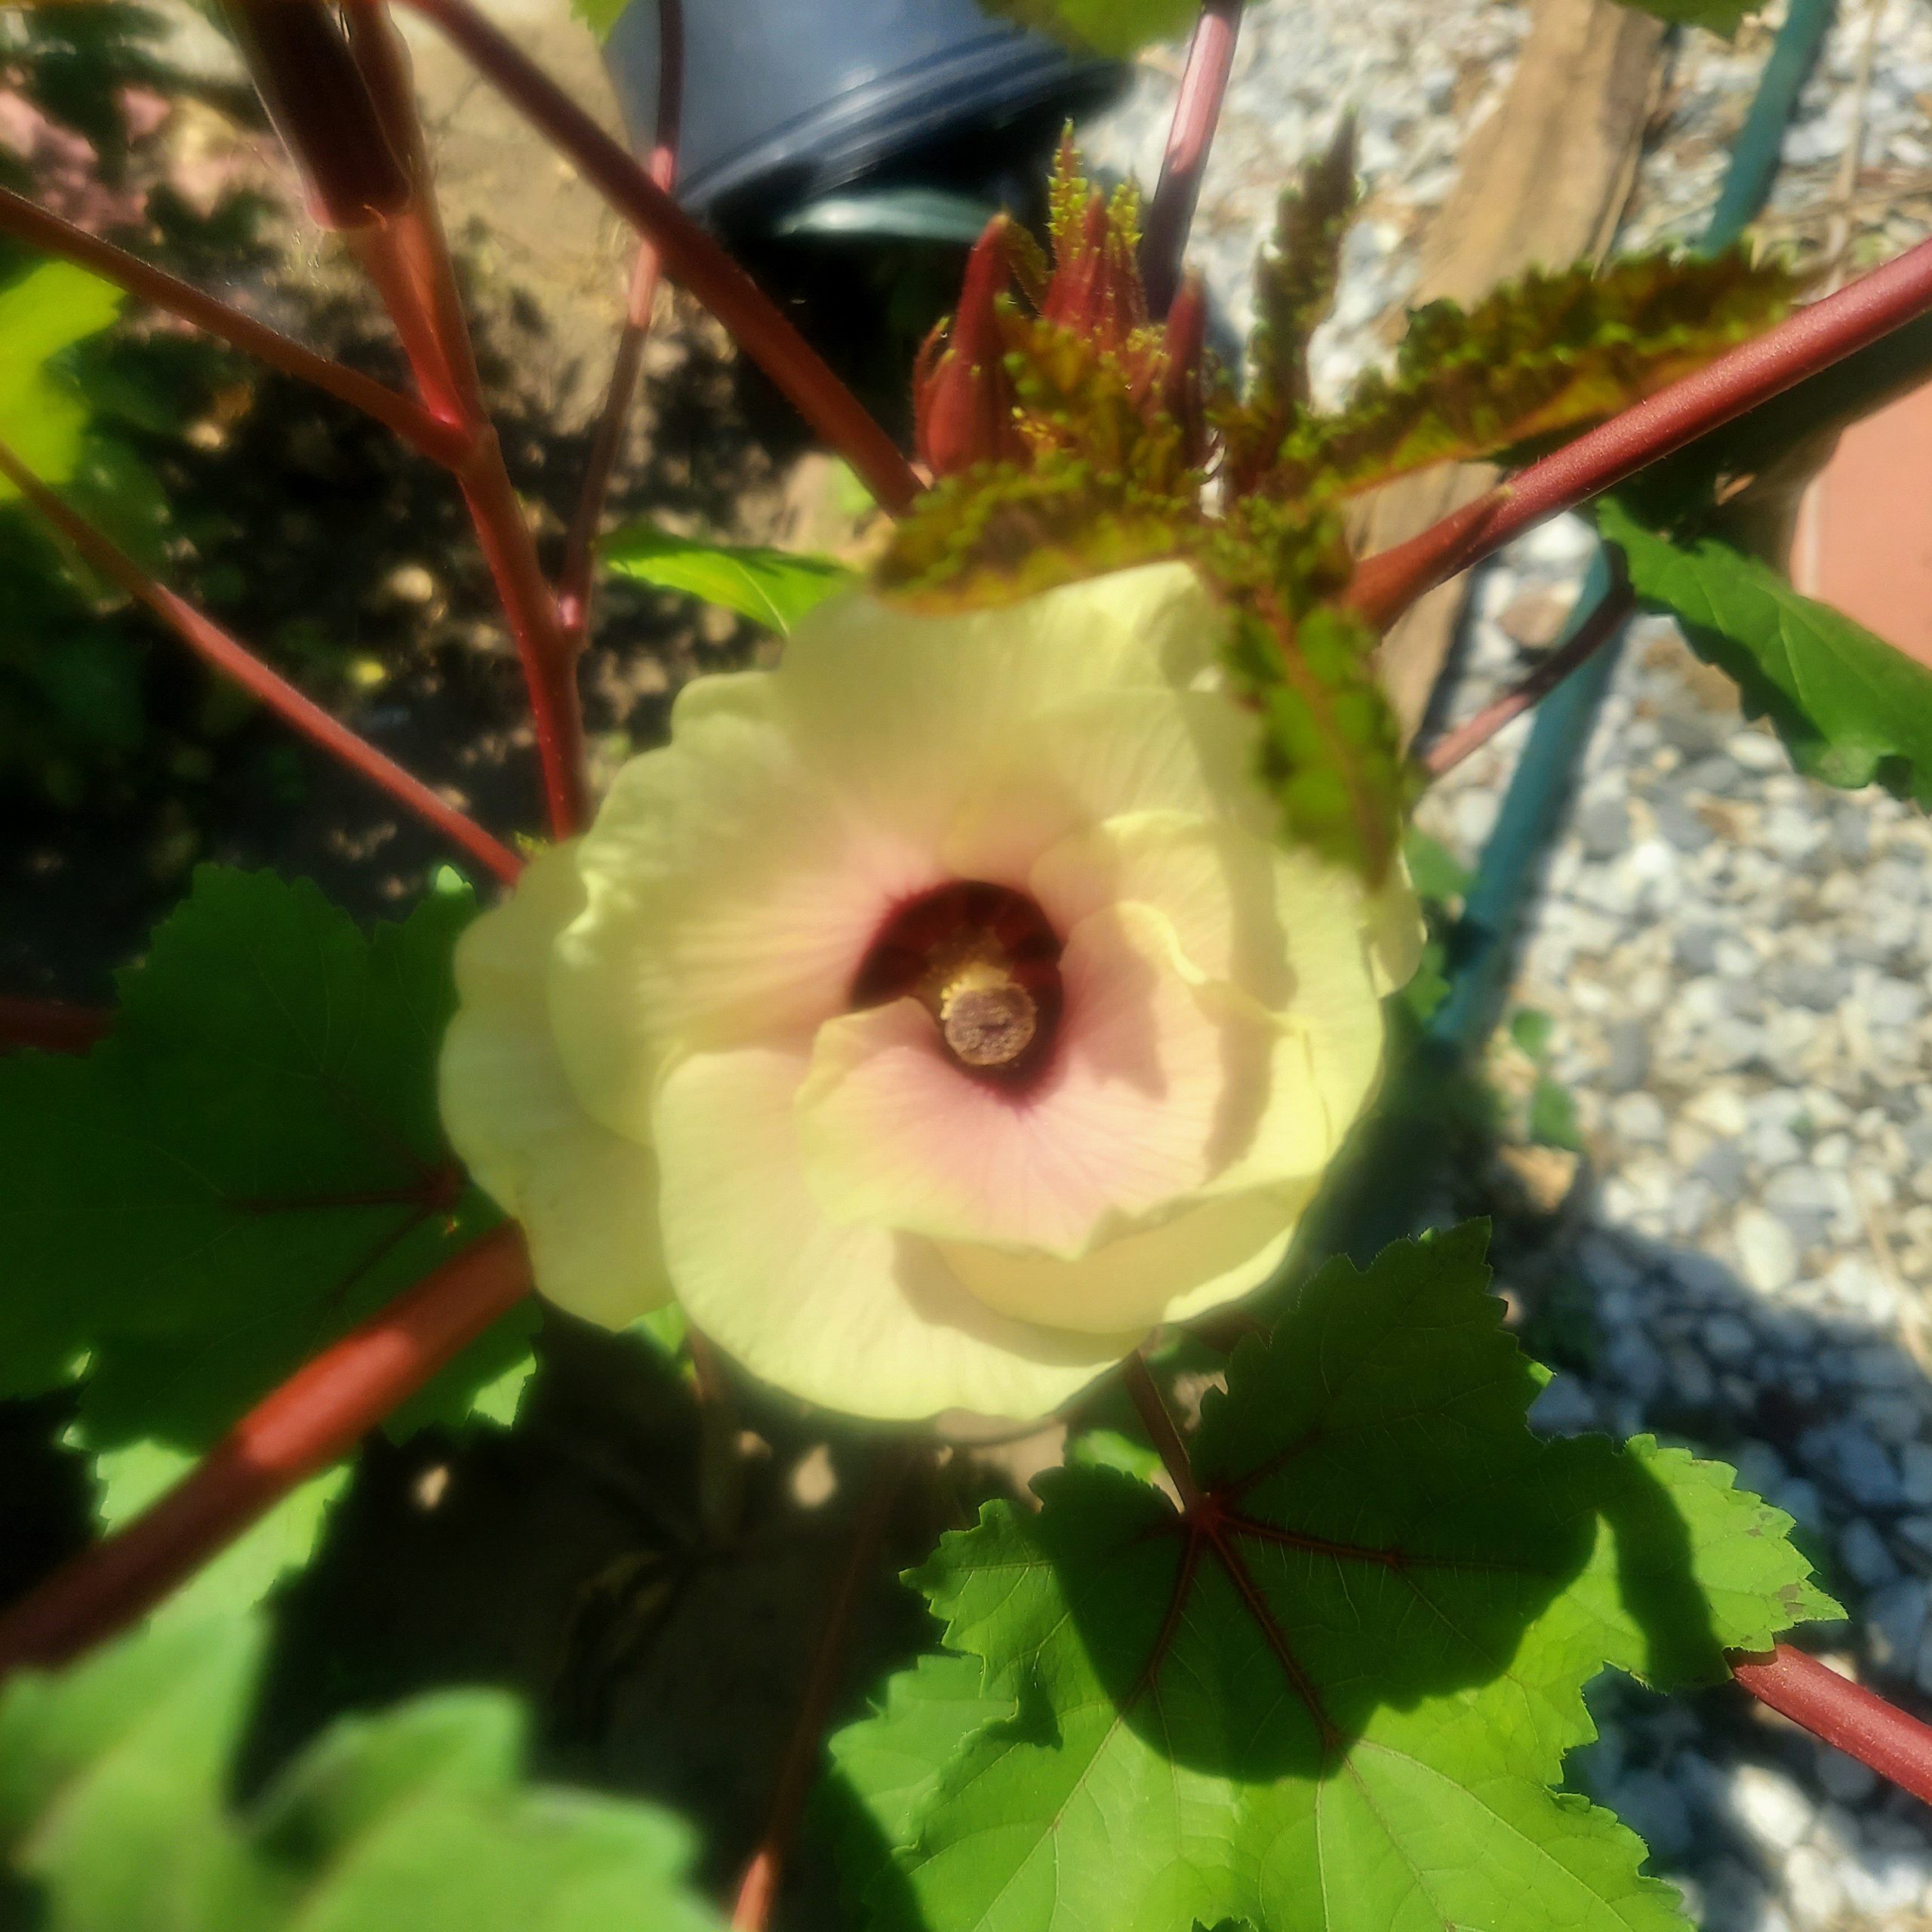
[1029,811,1292,1004]
[941,1183,1309,1334]
[797,903,1274,1259]
[774,562,1227,854]
[439,844,669,1329]
[553,674,939,1141]
[652,1041,1132,1421]
[942,685,1267,888]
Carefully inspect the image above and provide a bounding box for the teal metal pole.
[1424,0,1836,1063]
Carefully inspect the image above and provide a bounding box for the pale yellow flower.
[439,562,1419,1420]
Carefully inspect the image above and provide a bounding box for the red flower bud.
[220,0,411,229]
[915,216,1026,478]
[1042,190,1146,350]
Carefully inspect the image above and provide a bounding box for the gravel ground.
[1093,5,1932,1929]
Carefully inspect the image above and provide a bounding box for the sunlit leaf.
[602,523,855,634]
[848,1226,1835,1932]
[1599,498,1932,805]
[0,1608,720,1932]
[974,0,1198,56]
[0,260,122,501]
[1611,0,1749,32]
[571,0,629,38]
[0,867,531,1447]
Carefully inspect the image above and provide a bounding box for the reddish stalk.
[380,0,921,515]
[0,997,112,1055]
[0,187,466,466]
[557,0,684,647]
[0,440,521,885]
[1348,229,1932,626]
[1124,1352,1205,1511]
[0,1224,533,1677]
[731,1447,909,1932]
[330,4,589,838]
[1141,0,1244,318]
[1730,1646,1932,1805]
[1417,580,1636,778]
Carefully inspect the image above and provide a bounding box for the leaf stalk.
[0,1223,533,1677]
[375,0,922,515]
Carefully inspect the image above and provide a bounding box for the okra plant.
[2,0,1930,1927]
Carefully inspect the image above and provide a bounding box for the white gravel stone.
[1734,1208,1800,1294]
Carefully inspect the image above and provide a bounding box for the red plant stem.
[0,186,466,466]
[1731,1645,1932,1805]
[1349,230,1932,625]
[380,0,921,516]
[1417,580,1636,779]
[335,34,590,840]
[557,0,683,647]
[731,1446,909,1932]
[1141,0,1244,318]
[0,997,112,1055]
[0,1224,533,1677]
[1124,1352,1205,1511]
[0,439,521,886]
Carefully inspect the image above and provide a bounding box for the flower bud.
[1043,190,1146,351]
[915,215,1026,477]
[220,0,411,229]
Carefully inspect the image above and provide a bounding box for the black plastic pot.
[602,0,1121,237]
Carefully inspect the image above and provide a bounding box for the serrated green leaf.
[0,867,531,1446]
[874,1225,1833,1932]
[822,1649,1013,1912]
[0,1609,720,1932]
[1277,250,1801,501]
[974,0,1198,56]
[0,260,123,501]
[601,523,855,634]
[88,1441,349,1623]
[1598,498,1932,805]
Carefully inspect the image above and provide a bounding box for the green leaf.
[88,1441,350,1624]
[823,1650,1013,1913]
[1276,249,1801,501]
[571,0,629,38]
[601,523,855,634]
[1598,497,1932,804]
[0,867,531,1446]
[1531,1076,1584,1152]
[1405,826,1472,906]
[867,1225,1834,1932]
[0,1610,720,1932]
[973,0,1198,56]
[0,260,123,500]
[1608,0,1749,32]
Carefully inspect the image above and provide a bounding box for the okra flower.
[440,562,1419,1421]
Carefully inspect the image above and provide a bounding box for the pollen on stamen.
[939,961,1038,1068]
[851,879,1063,1088]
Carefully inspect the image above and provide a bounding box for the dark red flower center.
[851,881,1063,1084]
